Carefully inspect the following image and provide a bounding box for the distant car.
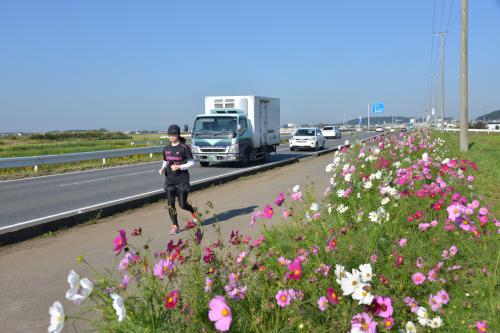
[321,126,341,139]
[289,128,325,151]
[375,127,384,132]
[401,127,407,132]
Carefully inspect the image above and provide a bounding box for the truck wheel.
[240,151,250,167]
[290,146,295,151]
[200,161,210,167]
[314,143,319,151]
[321,142,325,149]
[263,148,270,162]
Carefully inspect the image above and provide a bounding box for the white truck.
[190,96,280,167]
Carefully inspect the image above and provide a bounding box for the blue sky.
[1,0,499,132]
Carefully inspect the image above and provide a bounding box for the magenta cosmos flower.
[113,229,127,254]
[374,296,393,318]
[412,272,426,285]
[263,205,274,219]
[274,192,285,206]
[350,312,377,333]
[286,259,302,280]
[208,296,232,332]
[476,320,487,332]
[317,296,328,311]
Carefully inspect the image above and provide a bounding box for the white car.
[321,126,341,139]
[375,127,384,132]
[289,128,325,151]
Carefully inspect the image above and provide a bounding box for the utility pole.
[367,103,371,130]
[439,32,446,132]
[434,74,438,128]
[460,0,469,151]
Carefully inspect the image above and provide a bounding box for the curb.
[0,132,384,246]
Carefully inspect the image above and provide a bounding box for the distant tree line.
[29,130,131,140]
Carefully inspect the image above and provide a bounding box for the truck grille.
[200,147,226,153]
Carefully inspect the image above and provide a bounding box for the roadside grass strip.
[47,130,498,333]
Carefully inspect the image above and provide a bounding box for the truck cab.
[191,96,280,167]
[191,110,252,166]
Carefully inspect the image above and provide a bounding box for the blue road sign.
[372,103,384,113]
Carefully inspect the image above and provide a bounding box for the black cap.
[167,125,180,135]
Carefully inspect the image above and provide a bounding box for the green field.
[439,132,500,216]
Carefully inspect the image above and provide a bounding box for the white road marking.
[0,161,161,184]
[58,170,154,187]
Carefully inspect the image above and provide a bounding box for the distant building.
[486,121,500,130]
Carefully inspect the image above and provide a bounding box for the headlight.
[191,145,199,153]
[227,143,239,154]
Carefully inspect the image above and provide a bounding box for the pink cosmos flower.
[460,219,472,231]
[449,245,458,256]
[153,258,173,280]
[429,294,442,311]
[447,203,464,221]
[253,235,265,247]
[404,297,419,313]
[370,253,378,263]
[399,238,407,247]
[412,272,426,285]
[427,269,437,282]
[282,210,291,219]
[164,289,179,309]
[467,175,474,182]
[418,223,431,230]
[430,220,438,227]
[416,257,424,268]
[479,207,488,215]
[471,200,480,209]
[312,212,321,220]
[375,296,393,318]
[317,296,328,312]
[205,277,213,293]
[208,296,232,332]
[476,320,488,332]
[263,205,274,219]
[350,312,377,333]
[291,191,303,201]
[275,289,291,308]
[249,211,263,227]
[236,251,246,264]
[278,256,291,266]
[113,229,127,254]
[119,274,131,289]
[437,290,449,304]
[274,192,285,206]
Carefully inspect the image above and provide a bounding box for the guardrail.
[444,128,500,134]
[0,146,165,169]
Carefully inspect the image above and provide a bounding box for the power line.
[439,0,446,32]
[445,0,455,32]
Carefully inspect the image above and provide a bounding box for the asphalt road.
[0,132,373,230]
[0,141,346,333]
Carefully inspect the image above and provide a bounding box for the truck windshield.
[193,116,238,135]
[295,129,315,136]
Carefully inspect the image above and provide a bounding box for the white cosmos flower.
[422,152,429,162]
[292,185,300,193]
[310,203,319,212]
[325,163,334,173]
[363,181,373,189]
[428,316,443,328]
[111,293,126,322]
[344,140,350,145]
[417,307,430,326]
[65,270,94,304]
[335,264,346,284]
[337,204,348,214]
[375,170,382,179]
[48,301,64,333]
[442,158,450,165]
[357,193,361,199]
[358,264,373,282]
[352,286,373,305]
[327,204,332,215]
[368,211,379,223]
[336,189,345,198]
[340,271,363,296]
[381,197,390,205]
[344,173,352,182]
[405,321,417,333]
[394,161,401,168]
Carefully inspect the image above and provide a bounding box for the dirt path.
[0,152,335,332]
